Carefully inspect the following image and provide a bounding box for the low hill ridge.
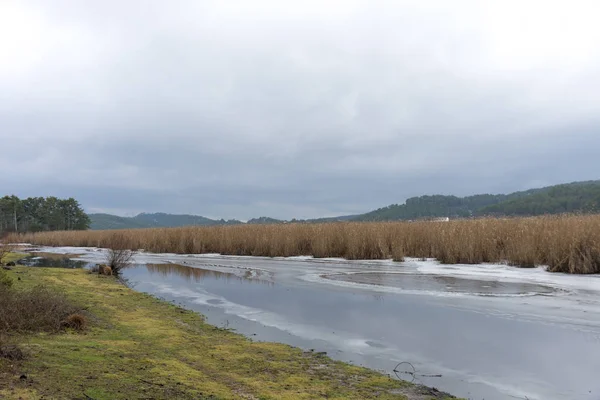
[89,180,600,229]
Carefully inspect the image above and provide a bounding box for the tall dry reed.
[9,215,600,274]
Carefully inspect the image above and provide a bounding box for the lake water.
[30,246,600,400]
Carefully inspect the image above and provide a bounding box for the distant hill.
[354,194,505,221]
[299,215,358,223]
[89,213,150,230]
[246,217,284,224]
[246,215,359,224]
[133,213,242,227]
[353,180,600,221]
[90,180,600,229]
[478,181,600,216]
[90,212,359,230]
[89,212,242,230]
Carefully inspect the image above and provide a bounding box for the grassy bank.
[0,266,454,399]
[11,214,600,273]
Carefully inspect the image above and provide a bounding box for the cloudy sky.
[1,1,600,220]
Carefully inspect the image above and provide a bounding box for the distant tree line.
[355,194,507,221]
[479,183,600,216]
[0,195,90,234]
[355,181,600,221]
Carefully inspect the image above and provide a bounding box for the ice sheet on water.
[31,245,600,293]
[411,258,600,292]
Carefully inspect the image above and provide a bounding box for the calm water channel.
[25,247,600,400]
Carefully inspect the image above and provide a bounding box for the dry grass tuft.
[60,313,87,331]
[9,214,600,274]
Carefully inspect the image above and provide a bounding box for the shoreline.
[1,265,457,400]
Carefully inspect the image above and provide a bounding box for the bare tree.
[104,234,135,274]
[0,241,14,265]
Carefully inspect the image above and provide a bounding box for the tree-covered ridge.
[479,181,600,216]
[88,180,600,229]
[246,217,284,224]
[88,213,151,230]
[134,212,242,227]
[355,194,508,221]
[0,196,90,233]
[353,180,600,221]
[89,212,242,230]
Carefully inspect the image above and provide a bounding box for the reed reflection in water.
[145,263,274,286]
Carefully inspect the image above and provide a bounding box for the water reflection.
[372,293,385,302]
[145,263,274,286]
[17,255,93,269]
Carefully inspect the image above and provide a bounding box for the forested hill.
[478,181,600,216]
[88,180,600,229]
[246,217,284,224]
[353,180,600,221]
[89,212,242,230]
[5,181,597,233]
[90,213,360,229]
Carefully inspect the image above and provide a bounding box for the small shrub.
[0,285,84,333]
[0,269,13,287]
[0,336,24,360]
[0,242,14,265]
[61,313,87,331]
[104,234,135,274]
[98,265,113,275]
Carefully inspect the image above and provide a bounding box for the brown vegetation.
[9,214,600,273]
[0,242,14,265]
[60,313,87,331]
[104,233,135,274]
[0,336,24,360]
[97,264,113,276]
[0,285,84,333]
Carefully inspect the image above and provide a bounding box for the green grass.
[2,252,28,264]
[0,266,457,399]
[0,252,28,287]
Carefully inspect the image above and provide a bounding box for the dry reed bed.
[10,215,600,274]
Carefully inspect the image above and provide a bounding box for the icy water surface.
[31,246,600,400]
[324,271,558,296]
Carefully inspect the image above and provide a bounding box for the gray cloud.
[2,0,600,219]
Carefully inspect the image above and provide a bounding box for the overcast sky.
[1,1,600,220]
